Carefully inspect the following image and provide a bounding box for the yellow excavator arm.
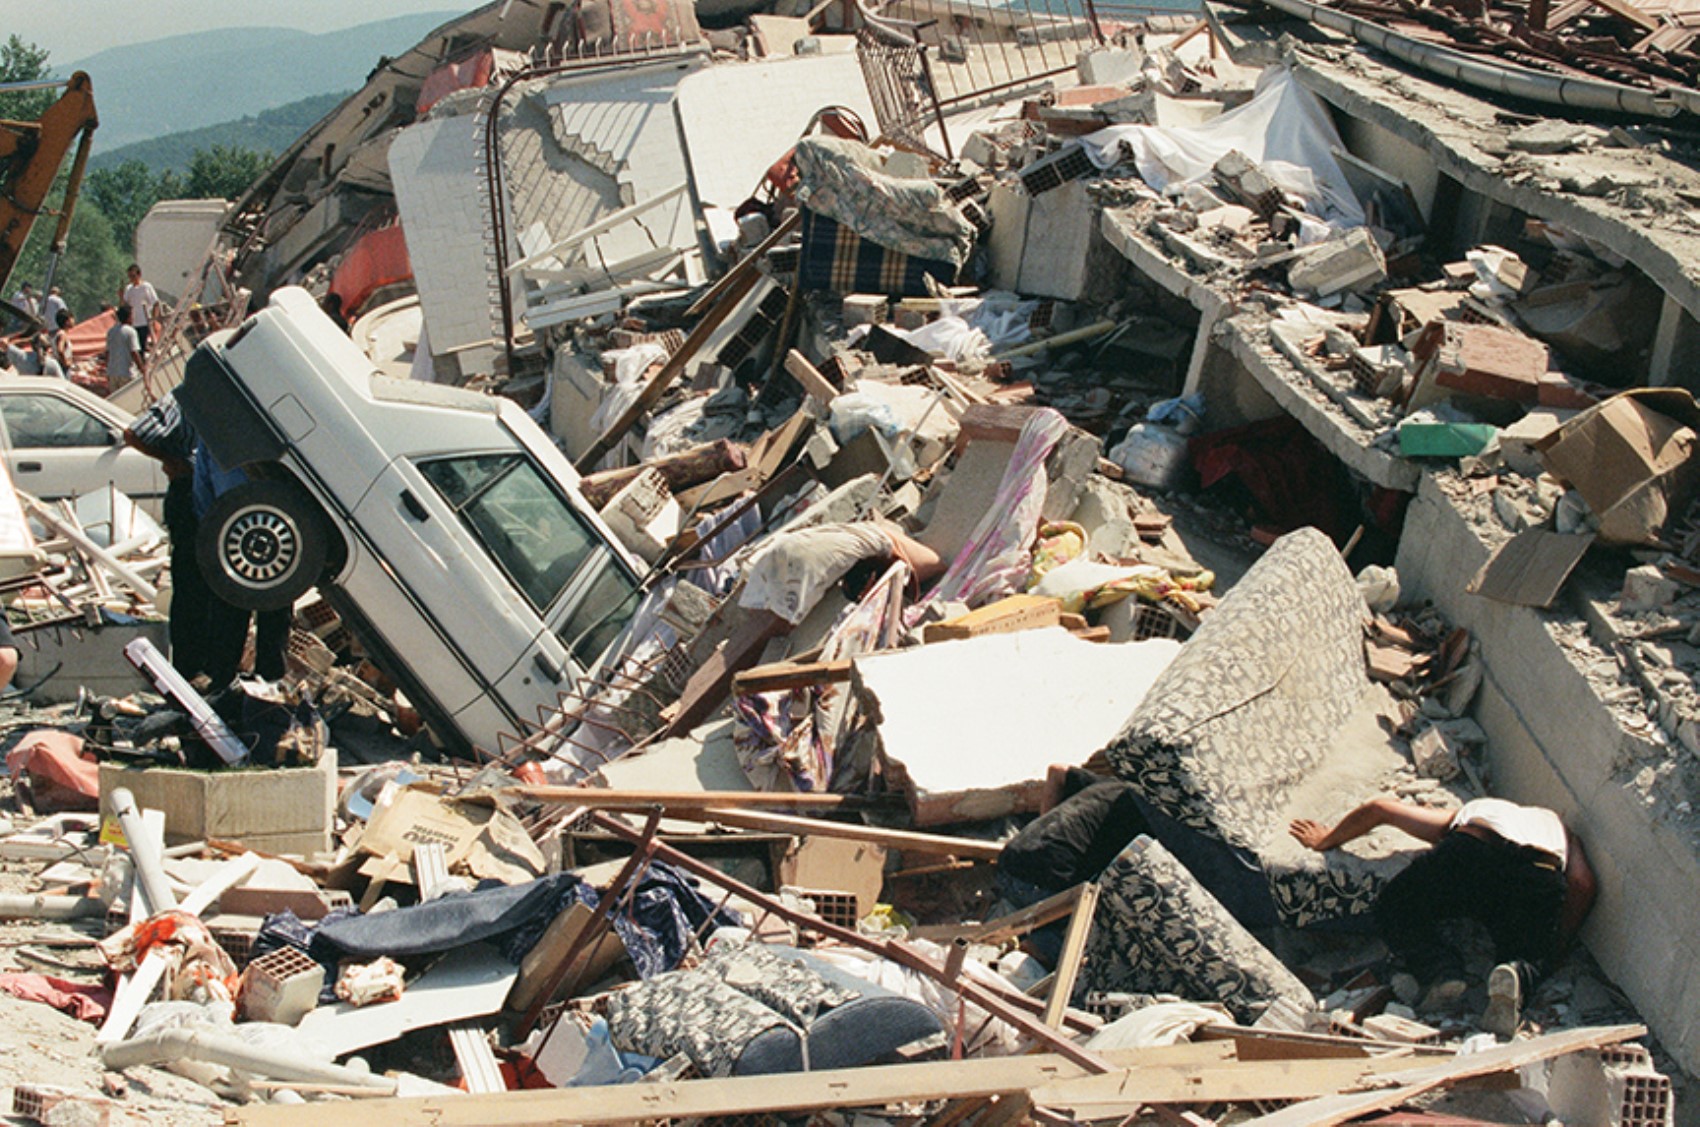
[0,71,98,323]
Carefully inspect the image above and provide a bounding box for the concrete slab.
[853,629,1182,824]
[1223,317,1420,492]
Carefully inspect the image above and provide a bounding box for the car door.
[410,451,639,734]
[0,388,165,509]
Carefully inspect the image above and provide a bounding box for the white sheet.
[1080,66,1365,230]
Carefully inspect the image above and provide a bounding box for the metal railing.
[854,0,1196,155]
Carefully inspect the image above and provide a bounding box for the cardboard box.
[1537,389,1700,545]
[98,750,336,856]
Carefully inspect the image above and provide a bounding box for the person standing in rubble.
[193,443,290,687]
[1290,796,1596,1038]
[124,391,212,679]
[121,265,159,356]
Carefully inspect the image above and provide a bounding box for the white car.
[176,287,646,756]
[0,375,166,515]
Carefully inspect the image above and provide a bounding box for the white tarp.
[1080,66,1365,230]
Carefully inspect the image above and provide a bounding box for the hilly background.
[66,11,457,152]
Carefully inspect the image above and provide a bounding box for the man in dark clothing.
[124,392,211,680]
[124,394,289,686]
[1291,796,1597,1037]
[996,766,1150,961]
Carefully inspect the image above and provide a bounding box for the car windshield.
[418,453,603,612]
[0,394,113,448]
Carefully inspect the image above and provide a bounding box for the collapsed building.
[8,0,1700,1119]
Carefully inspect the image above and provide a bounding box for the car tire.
[196,479,330,612]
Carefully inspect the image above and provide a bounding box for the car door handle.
[399,489,429,521]
[16,462,40,473]
[532,652,563,684]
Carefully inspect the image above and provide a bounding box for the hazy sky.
[12,1,472,66]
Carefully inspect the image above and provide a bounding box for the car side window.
[417,453,603,612]
[0,395,115,449]
[556,561,639,669]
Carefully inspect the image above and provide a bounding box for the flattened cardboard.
[1467,529,1595,608]
[356,785,544,885]
[1537,389,1700,545]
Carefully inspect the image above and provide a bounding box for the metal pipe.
[1256,0,1679,118]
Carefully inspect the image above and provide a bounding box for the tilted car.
[177,287,645,755]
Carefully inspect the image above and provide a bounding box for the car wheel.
[196,479,330,612]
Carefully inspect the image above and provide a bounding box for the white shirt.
[123,280,159,326]
[106,323,141,385]
[42,294,67,325]
[1450,798,1567,865]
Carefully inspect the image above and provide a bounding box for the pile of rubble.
[4,2,1700,1124]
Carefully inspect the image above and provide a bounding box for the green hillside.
[88,91,348,176]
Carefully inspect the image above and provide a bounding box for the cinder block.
[98,749,336,855]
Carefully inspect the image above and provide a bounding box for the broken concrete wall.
[1397,472,1700,1074]
[674,54,878,211]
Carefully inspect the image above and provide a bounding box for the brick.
[1419,321,1548,403]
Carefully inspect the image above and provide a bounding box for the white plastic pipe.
[101,1029,398,1094]
[108,788,176,916]
[0,894,105,919]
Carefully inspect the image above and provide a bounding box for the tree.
[0,35,54,122]
[87,161,170,255]
[185,144,270,202]
[10,177,127,320]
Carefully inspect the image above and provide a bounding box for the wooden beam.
[503,788,852,810]
[731,658,854,695]
[1033,1054,1444,1115]
[1585,0,1657,30]
[784,349,842,403]
[1042,881,1097,1028]
[660,806,1005,860]
[575,268,761,472]
[1232,1024,1646,1127]
[230,1044,1234,1126]
[685,210,800,319]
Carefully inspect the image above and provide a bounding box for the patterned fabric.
[602,941,943,1076]
[603,967,798,1077]
[793,136,975,266]
[1104,527,1368,854]
[126,390,196,461]
[699,940,859,1026]
[912,408,1074,617]
[799,209,959,297]
[1263,844,1411,930]
[1076,836,1313,1024]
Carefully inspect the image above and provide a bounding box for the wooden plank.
[503,788,851,810]
[575,267,761,472]
[1587,0,1658,30]
[1233,1024,1645,1127]
[1042,882,1097,1028]
[1033,1055,1440,1113]
[230,1044,1234,1126]
[921,594,1062,643]
[949,884,1085,944]
[731,658,855,695]
[783,349,842,403]
[684,210,800,319]
[505,902,627,1016]
[660,807,1005,860]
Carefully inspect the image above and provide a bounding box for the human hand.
[1289,819,1331,851]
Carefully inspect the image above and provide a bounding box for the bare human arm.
[1289,797,1456,853]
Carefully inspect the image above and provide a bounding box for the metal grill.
[854,0,1188,157]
